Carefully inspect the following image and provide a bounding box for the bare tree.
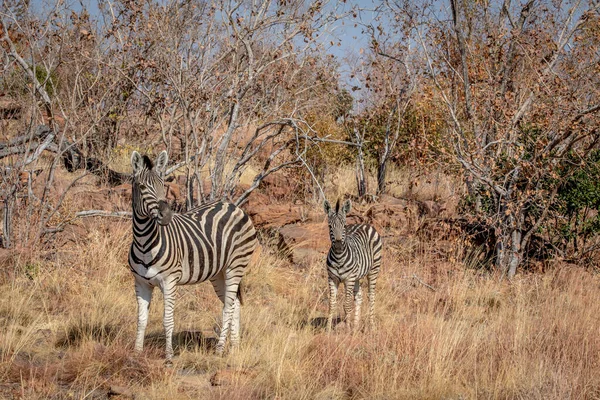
[348,5,420,196]
[387,0,600,277]
[0,0,352,248]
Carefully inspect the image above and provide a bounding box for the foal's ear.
[131,151,144,174]
[324,200,331,214]
[155,150,168,176]
[342,199,352,214]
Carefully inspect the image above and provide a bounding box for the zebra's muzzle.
[333,240,344,252]
[156,200,173,226]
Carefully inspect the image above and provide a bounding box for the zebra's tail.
[237,280,244,306]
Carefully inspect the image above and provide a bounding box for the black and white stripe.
[129,151,257,360]
[324,198,382,332]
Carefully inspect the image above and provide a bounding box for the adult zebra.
[324,198,382,332]
[129,150,258,361]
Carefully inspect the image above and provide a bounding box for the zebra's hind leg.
[212,274,242,348]
[210,273,226,337]
[134,279,154,353]
[353,281,363,332]
[230,295,242,348]
[367,270,379,330]
[212,272,241,355]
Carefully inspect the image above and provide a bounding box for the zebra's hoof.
[164,359,173,367]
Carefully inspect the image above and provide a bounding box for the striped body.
[324,199,382,332]
[129,151,257,360]
[326,224,382,282]
[129,201,256,287]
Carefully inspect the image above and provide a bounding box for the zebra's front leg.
[134,279,154,353]
[327,277,338,333]
[160,281,177,363]
[353,281,363,332]
[343,277,356,332]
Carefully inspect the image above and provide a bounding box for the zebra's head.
[131,150,172,225]
[324,198,351,251]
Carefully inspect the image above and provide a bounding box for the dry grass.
[323,164,463,205]
[1,212,600,399]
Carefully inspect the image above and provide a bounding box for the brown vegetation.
[2,0,600,398]
[0,167,598,399]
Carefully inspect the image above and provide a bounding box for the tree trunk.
[356,144,367,197]
[211,101,240,200]
[495,212,523,279]
[377,159,387,196]
[186,173,195,211]
[507,228,522,279]
[2,195,13,249]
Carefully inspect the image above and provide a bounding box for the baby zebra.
[129,151,257,362]
[324,198,382,332]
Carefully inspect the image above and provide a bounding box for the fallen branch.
[21,130,55,167]
[0,126,53,159]
[0,125,130,185]
[43,210,132,235]
[0,125,50,151]
[75,210,132,218]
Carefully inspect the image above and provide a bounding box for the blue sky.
[26,0,386,89]
[27,0,381,58]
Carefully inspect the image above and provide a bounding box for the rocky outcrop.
[268,195,427,267]
[277,222,329,267]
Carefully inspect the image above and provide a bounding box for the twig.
[411,274,436,292]
[400,274,437,292]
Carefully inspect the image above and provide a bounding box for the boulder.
[417,199,447,218]
[259,173,295,201]
[278,222,329,252]
[244,192,308,229]
[278,222,330,266]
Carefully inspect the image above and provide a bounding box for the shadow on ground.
[145,330,218,354]
[301,316,344,331]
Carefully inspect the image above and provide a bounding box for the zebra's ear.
[131,151,144,174]
[155,150,168,176]
[324,200,331,214]
[342,199,352,214]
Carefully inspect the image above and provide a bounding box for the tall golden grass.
[1,211,599,399]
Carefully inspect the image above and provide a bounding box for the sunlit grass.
[1,214,599,399]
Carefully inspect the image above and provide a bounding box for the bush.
[550,150,600,261]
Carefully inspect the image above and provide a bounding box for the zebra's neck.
[132,210,161,249]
